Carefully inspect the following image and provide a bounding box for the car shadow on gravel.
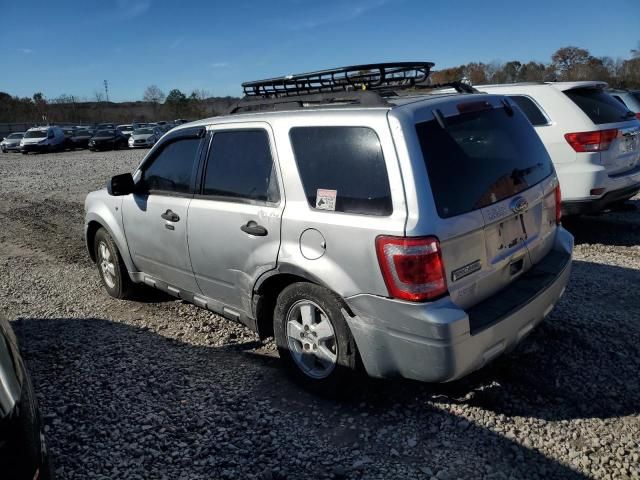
[562,200,640,247]
[13,316,594,480]
[355,258,640,423]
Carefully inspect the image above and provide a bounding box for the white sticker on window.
[316,189,337,211]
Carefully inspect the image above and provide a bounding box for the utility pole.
[104,80,109,103]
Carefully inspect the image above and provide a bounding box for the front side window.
[289,126,392,216]
[202,130,279,203]
[141,137,201,194]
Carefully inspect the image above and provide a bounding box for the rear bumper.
[556,161,640,214]
[562,182,640,215]
[20,144,49,152]
[344,227,573,383]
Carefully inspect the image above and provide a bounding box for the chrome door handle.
[240,221,268,236]
[161,209,180,222]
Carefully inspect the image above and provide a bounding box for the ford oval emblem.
[511,196,528,214]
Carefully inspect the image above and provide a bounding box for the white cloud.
[18,48,33,54]
[210,62,229,68]
[115,0,151,20]
[292,0,395,30]
[170,37,184,49]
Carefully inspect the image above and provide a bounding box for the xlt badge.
[451,260,482,282]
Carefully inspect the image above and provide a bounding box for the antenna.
[104,80,109,102]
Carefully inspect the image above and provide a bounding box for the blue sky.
[1,0,638,101]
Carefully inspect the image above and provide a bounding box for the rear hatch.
[562,86,640,176]
[412,96,559,310]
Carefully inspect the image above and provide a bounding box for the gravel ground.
[0,148,639,480]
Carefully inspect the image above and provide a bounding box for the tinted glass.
[565,88,634,124]
[24,130,46,138]
[416,106,553,219]
[203,130,279,203]
[509,96,548,126]
[8,133,23,139]
[290,127,392,216]
[142,137,201,193]
[633,92,640,104]
[611,95,627,106]
[95,130,114,136]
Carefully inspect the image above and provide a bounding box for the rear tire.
[273,282,359,396]
[94,228,133,299]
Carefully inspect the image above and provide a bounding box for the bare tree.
[143,85,166,104]
[93,90,104,102]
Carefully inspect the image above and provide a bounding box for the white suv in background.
[20,126,66,154]
[478,82,640,215]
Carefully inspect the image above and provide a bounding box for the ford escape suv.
[84,63,573,393]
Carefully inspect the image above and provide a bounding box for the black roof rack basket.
[229,62,477,114]
[242,62,435,98]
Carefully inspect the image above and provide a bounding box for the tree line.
[1,44,639,124]
[0,86,237,124]
[431,45,640,88]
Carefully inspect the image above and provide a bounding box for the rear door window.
[289,127,392,216]
[564,88,633,125]
[508,96,549,126]
[416,106,553,219]
[202,130,279,204]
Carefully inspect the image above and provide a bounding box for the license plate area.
[498,214,527,251]
[484,212,530,264]
[621,135,639,154]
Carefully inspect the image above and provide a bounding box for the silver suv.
[84,63,573,393]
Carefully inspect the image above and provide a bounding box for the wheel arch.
[84,211,136,277]
[252,265,354,339]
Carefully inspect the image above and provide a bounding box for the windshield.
[118,125,132,130]
[24,130,47,139]
[565,88,635,124]
[134,128,153,135]
[416,105,553,218]
[95,130,114,136]
[7,133,24,139]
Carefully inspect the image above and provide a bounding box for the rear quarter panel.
[269,111,407,298]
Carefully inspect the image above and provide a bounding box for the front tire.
[94,228,133,299]
[273,283,359,395]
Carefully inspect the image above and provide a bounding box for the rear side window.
[142,137,201,193]
[509,96,548,126]
[202,130,279,204]
[564,88,633,124]
[416,106,553,219]
[290,127,392,216]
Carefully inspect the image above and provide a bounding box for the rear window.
[508,96,548,126]
[633,92,640,104]
[564,88,633,124]
[290,127,392,216]
[416,106,553,219]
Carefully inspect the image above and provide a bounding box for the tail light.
[555,184,562,225]
[375,236,447,302]
[564,129,618,152]
[636,112,640,120]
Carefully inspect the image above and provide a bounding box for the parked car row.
[0,120,188,154]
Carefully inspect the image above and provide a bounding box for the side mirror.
[107,173,135,196]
